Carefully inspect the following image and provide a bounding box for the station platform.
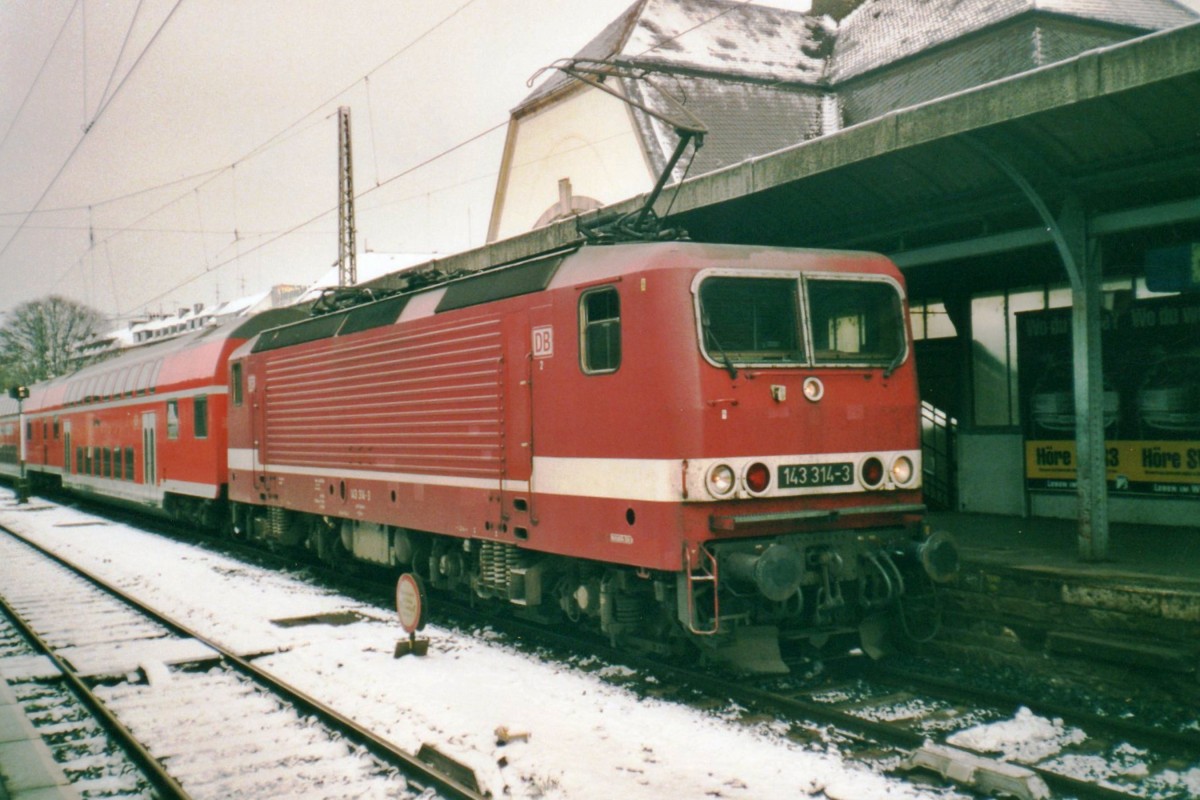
[930,511,1200,587]
[927,512,1200,670]
[0,678,80,800]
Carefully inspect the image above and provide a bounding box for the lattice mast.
[337,106,357,287]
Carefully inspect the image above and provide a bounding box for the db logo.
[532,325,554,358]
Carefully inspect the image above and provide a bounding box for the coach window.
[75,447,82,474]
[231,362,243,406]
[580,286,621,374]
[114,448,122,480]
[124,447,134,481]
[167,400,180,439]
[194,395,208,439]
[103,448,112,478]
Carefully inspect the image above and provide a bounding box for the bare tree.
[0,296,108,385]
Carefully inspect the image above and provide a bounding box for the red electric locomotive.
[228,241,956,671]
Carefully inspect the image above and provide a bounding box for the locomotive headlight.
[802,376,824,402]
[707,464,736,497]
[891,456,914,485]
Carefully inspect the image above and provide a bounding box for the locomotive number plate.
[778,462,854,489]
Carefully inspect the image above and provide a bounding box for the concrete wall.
[1030,492,1198,527]
[956,430,1026,514]
[957,430,1197,525]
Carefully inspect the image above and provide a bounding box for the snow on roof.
[521,0,831,109]
[212,288,272,318]
[622,0,831,82]
[830,0,1197,82]
[516,0,1196,178]
[623,73,824,177]
[297,252,438,303]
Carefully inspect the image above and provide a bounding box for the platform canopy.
[366,22,1200,558]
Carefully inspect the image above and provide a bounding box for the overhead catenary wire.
[29,0,487,312]
[130,1,756,312]
[10,0,755,317]
[0,0,186,263]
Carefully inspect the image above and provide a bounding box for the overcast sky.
[2,0,1192,322]
[0,0,653,320]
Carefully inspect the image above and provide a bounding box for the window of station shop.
[910,301,956,341]
[969,279,1136,428]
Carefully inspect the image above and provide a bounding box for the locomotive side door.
[498,309,540,537]
[248,369,268,487]
[63,421,71,477]
[141,412,157,487]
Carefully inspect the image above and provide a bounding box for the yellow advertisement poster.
[1018,295,1200,499]
[1026,440,1200,497]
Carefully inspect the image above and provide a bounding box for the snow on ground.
[0,490,971,799]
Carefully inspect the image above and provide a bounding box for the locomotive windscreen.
[699,277,803,363]
[807,278,905,365]
[697,275,905,368]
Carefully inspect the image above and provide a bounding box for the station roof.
[830,0,1197,81]
[370,21,1200,304]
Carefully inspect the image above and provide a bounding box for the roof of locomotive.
[236,241,899,358]
[21,306,308,413]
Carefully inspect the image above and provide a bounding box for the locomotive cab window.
[698,277,803,365]
[807,278,905,367]
[696,273,906,369]
[580,286,621,374]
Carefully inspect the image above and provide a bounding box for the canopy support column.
[965,138,1109,560]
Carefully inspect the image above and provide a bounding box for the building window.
[194,395,208,439]
[580,287,621,374]
[167,400,180,439]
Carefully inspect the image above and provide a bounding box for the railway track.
[0,523,486,800]
[8,494,1199,799]
[420,599,1200,800]
[125,520,1200,799]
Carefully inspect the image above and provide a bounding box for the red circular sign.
[396,573,426,634]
